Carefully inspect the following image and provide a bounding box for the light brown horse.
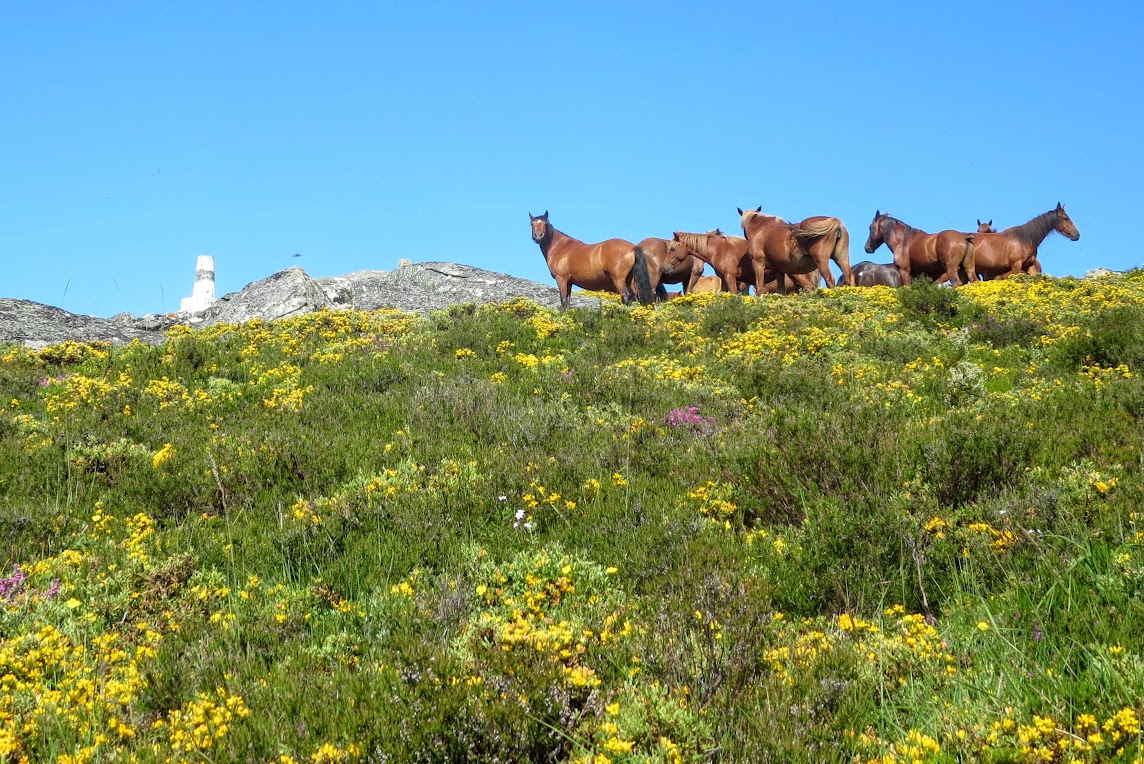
[863,211,977,286]
[690,275,723,293]
[672,229,818,294]
[738,207,853,292]
[529,211,655,307]
[637,237,706,300]
[970,203,1078,280]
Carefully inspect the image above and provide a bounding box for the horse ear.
[976,219,981,226]
[876,210,881,218]
[529,212,536,221]
[987,219,992,227]
[542,210,549,220]
[736,207,744,216]
[754,205,762,213]
[1056,202,1063,210]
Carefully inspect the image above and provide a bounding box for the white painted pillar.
[180,255,216,312]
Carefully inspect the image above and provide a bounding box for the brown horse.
[738,207,853,292]
[863,211,977,286]
[977,217,1048,275]
[970,203,1078,280]
[672,229,753,294]
[672,229,818,294]
[637,237,706,300]
[529,212,655,307]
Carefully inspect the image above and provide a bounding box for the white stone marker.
[180,255,216,313]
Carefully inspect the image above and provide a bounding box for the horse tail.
[832,220,852,285]
[961,234,977,284]
[792,217,839,240]
[631,245,656,305]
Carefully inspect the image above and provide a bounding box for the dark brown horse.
[672,229,817,294]
[738,207,853,292]
[863,211,976,286]
[529,212,655,307]
[971,203,1078,280]
[850,261,903,287]
[637,237,706,300]
[977,219,996,233]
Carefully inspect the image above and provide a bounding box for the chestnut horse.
[971,203,1078,280]
[738,207,853,292]
[638,237,706,299]
[672,229,817,294]
[529,211,655,307]
[863,211,976,286]
[977,219,995,233]
[850,261,903,287]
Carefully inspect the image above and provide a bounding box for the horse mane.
[674,231,711,258]
[878,214,913,245]
[1003,208,1060,247]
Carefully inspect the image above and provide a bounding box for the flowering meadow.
[2,273,1143,763]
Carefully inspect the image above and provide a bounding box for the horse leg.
[614,272,634,305]
[753,262,768,296]
[894,248,912,286]
[557,277,572,309]
[725,264,742,295]
[943,257,962,287]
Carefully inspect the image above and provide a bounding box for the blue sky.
[2,1,1141,317]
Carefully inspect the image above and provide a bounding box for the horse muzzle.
[863,243,876,254]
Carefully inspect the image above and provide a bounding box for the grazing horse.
[672,229,818,294]
[738,207,853,292]
[863,211,976,286]
[690,275,723,293]
[637,237,706,300]
[529,211,655,307]
[971,203,1078,280]
[850,261,903,287]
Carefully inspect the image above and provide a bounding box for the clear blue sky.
[2,2,1141,317]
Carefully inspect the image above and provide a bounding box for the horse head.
[529,211,551,244]
[864,210,892,254]
[976,219,995,233]
[1054,203,1080,241]
[737,206,765,234]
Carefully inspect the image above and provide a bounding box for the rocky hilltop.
[0,263,601,348]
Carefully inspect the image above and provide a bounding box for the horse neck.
[1005,209,1059,247]
[742,214,776,237]
[885,218,911,250]
[539,227,578,259]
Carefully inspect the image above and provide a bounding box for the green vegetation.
[2,273,1143,763]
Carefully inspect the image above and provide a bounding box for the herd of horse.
[528,204,1081,307]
